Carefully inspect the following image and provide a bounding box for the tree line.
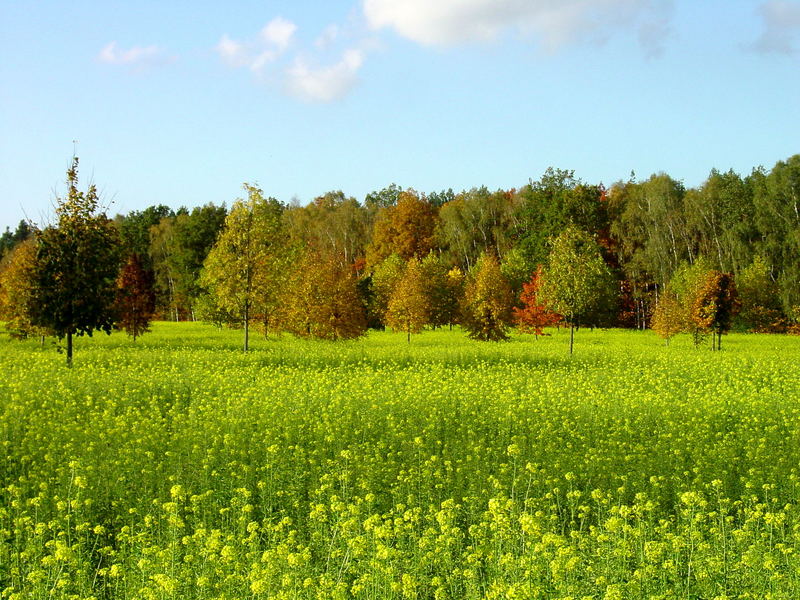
[1,154,799,362]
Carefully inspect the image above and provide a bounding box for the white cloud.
[260,17,297,52]
[362,0,672,53]
[286,49,364,102]
[97,42,171,69]
[216,17,296,71]
[752,0,800,54]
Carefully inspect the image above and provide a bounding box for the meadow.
[2,324,800,599]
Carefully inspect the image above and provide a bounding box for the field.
[2,324,800,599]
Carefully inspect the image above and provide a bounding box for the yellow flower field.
[2,324,800,598]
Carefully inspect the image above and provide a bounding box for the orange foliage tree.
[461,253,513,341]
[691,271,740,351]
[386,257,429,342]
[281,248,367,340]
[513,266,561,339]
[366,190,437,267]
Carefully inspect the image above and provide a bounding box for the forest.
[1,154,799,358]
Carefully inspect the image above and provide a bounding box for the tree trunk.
[407,329,410,343]
[244,302,250,352]
[569,323,574,355]
[717,331,722,351]
[66,331,73,367]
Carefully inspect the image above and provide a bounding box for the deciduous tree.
[281,249,367,340]
[29,157,121,365]
[461,253,513,341]
[115,253,156,341]
[386,257,429,342]
[691,271,740,350]
[199,184,284,351]
[0,237,48,340]
[539,226,616,354]
[513,266,561,339]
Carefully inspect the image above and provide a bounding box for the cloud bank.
[362,0,672,54]
[752,0,800,55]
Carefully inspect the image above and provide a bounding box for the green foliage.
[3,326,800,598]
[737,256,787,333]
[199,185,284,350]
[29,158,121,364]
[539,226,616,327]
[369,253,406,327]
[461,253,513,341]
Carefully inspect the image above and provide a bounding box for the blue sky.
[1,0,799,231]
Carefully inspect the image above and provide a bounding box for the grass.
[2,323,800,598]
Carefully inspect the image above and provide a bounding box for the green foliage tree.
[435,187,521,270]
[736,256,786,332]
[386,257,429,342]
[418,253,461,329]
[115,253,156,341]
[369,254,406,328]
[199,184,284,351]
[0,220,33,258]
[539,226,616,354]
[461,253,513,341]
[29,158,121,365]
[283,191,369,268]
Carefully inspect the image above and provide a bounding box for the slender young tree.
[691,271,740,350]
[29,157,121,365]
[386,257,429,342]
[513,266,561,339]
[115,253,156,341]
[539,226,616,354]
[200,184,284,352]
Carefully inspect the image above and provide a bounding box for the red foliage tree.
[513,266,561,339]
[115,253,156,341]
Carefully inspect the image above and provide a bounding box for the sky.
[1,0,799,231]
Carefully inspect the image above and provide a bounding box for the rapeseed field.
[2,324,799,599]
